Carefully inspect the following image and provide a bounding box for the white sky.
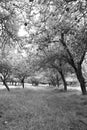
[18,25,29,37]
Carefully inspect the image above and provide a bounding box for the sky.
[18,25,29,37]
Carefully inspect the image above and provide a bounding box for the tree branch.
[60,32,76,67]
[79,49,86,66]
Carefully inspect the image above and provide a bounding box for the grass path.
[0,87,87,130]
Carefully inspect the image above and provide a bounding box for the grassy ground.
[0,86,87,130]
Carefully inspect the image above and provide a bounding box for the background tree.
[28,0,87,94]
[12,58,34,88]
[0,59,12,91]
[37,46,69,91]
[45,68,60,87]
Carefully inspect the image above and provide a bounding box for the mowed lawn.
[0,86,87,130]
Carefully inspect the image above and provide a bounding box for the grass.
[0,86,87,130]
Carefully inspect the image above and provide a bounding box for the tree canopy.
[0,0,87,94]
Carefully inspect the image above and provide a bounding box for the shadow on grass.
[51,88,79,94]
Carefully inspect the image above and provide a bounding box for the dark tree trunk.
[22,82,24,88]
[15,82,17,86]
[61,32,86,95]
[75,66,86,95]
[1,77,10,91]
[59,71,67,91]
[21,79,24,88]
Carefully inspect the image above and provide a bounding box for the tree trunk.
[21,79,24,88]
[59,71,67,91]
[61,32,86,94]
[22,82,24,88]
[75,66,86,95]
[15,82,17,86]
[1,78,10,91]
